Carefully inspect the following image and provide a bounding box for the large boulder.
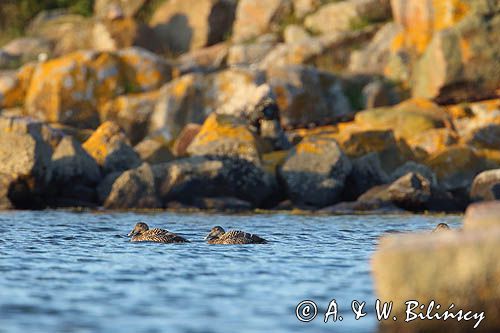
[104,163,161,209]
[279,135,352,207]
[342,152,389,201]
[82,121,141,174]
[470,169,500,202]
[172,123,202,157]
[134,139,174,165]
[413,14,500,103]
[232,0,292,43]
[49,136,102,206]
[372,226,500,332]
[150,0,237,54]
[187,113,261,164]
[304,0,391,35]
[153,156,278,207]
[0,117,55,208]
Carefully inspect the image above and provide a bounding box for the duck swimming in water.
[432,223,450,233]
[204,226,267,244]
[128,222,189,243]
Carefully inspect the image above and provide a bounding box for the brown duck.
[128,222,189,243]
[432,223,450,233]
[204,226,267,244]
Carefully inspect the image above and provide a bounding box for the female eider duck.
[128,222,189,243]
[432,223,450,233]
[204,226,267,244]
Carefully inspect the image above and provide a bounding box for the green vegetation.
[0,0,94,46]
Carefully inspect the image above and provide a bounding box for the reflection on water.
[0,211,461,333]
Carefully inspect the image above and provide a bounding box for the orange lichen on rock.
[82,121,123,165]
[0,63,36,108]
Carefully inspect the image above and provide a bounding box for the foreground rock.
[279,135,352,207]
[470,169,500,202]
[153,156,278,208]
[464,200,500,231]
[372,226,500,332]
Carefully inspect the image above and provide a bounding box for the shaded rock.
[0,174,15,209]
[464,124,500,150]
[191,196,253,211]
[279,135,352,207]
[150,0,237,54]
[464,200,500,231]
[470,169,500,202]
[266,66,352,128]
[390,161,437,186]
[361,80,393,109]
[187,113,261,164]
[342,152,389,201]
[413,14,500,103]
[96,171,122,204]
[0,117,54,209]
[425,145,488,191]
[232,0,292,43]
[387,172,432,211]
[104,163,160,209]
[304,0,391,35]
[172,123,202,157]
[94,0,146,19]
[82,121,141,174]
[318,200,404,215]
[100,89,161,145]
[261,150,289,177]
[134,139,174,164]
[153,156,278,207]
[372,227,500,332]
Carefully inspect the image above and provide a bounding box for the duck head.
[432,223,450,232]
[128,222,149,237]
[205,226,225,241]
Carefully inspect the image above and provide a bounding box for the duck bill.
[204,232,215,241]
[127,230,137,237]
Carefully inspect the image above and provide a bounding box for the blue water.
[0,211,461,333]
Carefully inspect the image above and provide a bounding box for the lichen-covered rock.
[292,0,321,19]
[283,25,311,44]
[0,63,36,108]
[470,169,500,202]
[187,113,261,164]
[266,66,352,128]
[153,156,278,207]
[82,121,141,174]
[304,0,391,35]
[150,0,236,54]
[279,135,352,207]
[172,123,202,157]
[49,136,101,206]
[104,163,161,209]
[227,42,276,66]
[232,0,292,43]
[100,89,161,145]
[353,98,450,141]
[94,0,146,19]
[412,14,500,103]
[0,117,54,208]
[1,37,53,65]
[407,127,458,157]
[25,51,124,128]
[0,173,15,209]
[134,138,174,164]
[177,43,229,74]
[425,145,488,191]
[116,47,173,93]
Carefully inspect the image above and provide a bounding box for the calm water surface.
[0,211,461,333]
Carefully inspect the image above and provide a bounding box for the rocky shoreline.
[0,0,499,213]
